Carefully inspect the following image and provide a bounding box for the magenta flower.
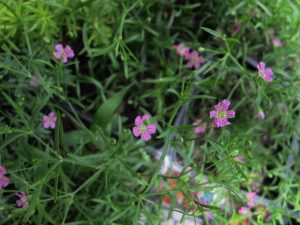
[43,112,57,129]
[192,119,207,135]
[29,76,39,87]
[238,206,251,215]
[210,99,235,128]
[234,156,245,164]
[132,115,156,141]
[257,61,274,82]
[257,110,265,120]
[0,166,10,189]
[246,192,258,207]
[16,192,29,208]
[173,43,190,57]
[272,37,283,47]
[185,50,205,69]
[53,44,74,63]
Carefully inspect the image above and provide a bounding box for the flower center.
[139,124,147,132]
[192,56,198,63]
[217,110,227,118]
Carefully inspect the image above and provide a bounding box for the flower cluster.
[238,191,258,215]
[173,43,205,69]
[0,166,29,208]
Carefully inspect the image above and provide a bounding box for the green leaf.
[91,86,131,129]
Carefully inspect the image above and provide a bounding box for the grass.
[0,0,300,224]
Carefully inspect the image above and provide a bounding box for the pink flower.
[185,50,205,69]
[238,206,251,214]
[192,119,207,135]
[272,37,283,47]
[246,192,258,207]
[257,61,274,82]
[53,44,74,63]
[232,23,241,33]
[29,76,39,87]
[0,166,10,189]
[209,99,235,128]
[234,156,245,163]
[204,211,215,220]
[173,43,190,57]
[43,112,57,129]
[132,115,156,141]
[257,111,265,120]
[16,192,29,208]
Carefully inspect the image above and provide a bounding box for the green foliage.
[0,0,300,224]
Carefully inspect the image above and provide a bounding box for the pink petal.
[132,127,140,137]
[199,56,205,64]
[238,206,251,214]
[43,115,48,122]
[49,112,55,117]
[257,61,265,72]
[142,114,150,122]
[49,122,56,129]
[247,201,255,207]
[0,176,9,187]
[191,50,198,58]
[265,68,273,77]
[204,211,214,220]
[220,99,231,110]
[146,124,156,134]
[226,110,235,118]
[186,61,194,68]
[64,45,75,58]
[214,118,230,127]
[263,75,273,82]
[0,166,7,175]
[194,61,201,69]
[62,55,68,63]
[141,132,151,141]
[134,116,143,127]
[209,111,217,118]
[55,44,64,52]
[53,51,62,59]
[16,200,23,207]
[43,121,50,129]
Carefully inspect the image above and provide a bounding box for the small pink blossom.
[257,111,265,120]
[192,119,207,135]
[257,61,274,82]
[232,23,241,33]
[238,206,251,214]
[43,112,57,129]
[0,166,10,189]
[246,192,258,207]
[234,156,245,164]
[132,115,156,141]
[185,51,205,69]
[173,43,190,57]
[29,76,39,87]
[272,37,283,47]
[209,99,235,128]
[53,44,75,63]
[16,192,29,208]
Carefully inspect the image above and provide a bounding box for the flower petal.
[147,124,156,134]
[134,116,143,126]
[0,166,7,175]
[64,45,75,58]
[132,127,140,137]
[43,121,50,129]
[142,114,150,122]
[55,44,64,52]
[263,75,273,82]
[257,61,265,72]
[265,68,273,77]
[226,110,235,118]
[141,132,151,141]
[0,176,9,187]
[209,110,217,118]
[50,122,56,129]
[53,51,62,59]
[220,99,231,110]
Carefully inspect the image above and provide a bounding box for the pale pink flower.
[16,192,29,208]
[192,119,207,135]
[257,61,274,82]
[238,206,251,214]
[29,76,39,87]
[210,99,235,128]
[185,51,205,69]
[272,37,283,47]
[43,112,57,129]
[53,44,74,63]
[246,192,258,207]
[173,43,190,57]
[234,156,245,163]
[0,166,10,189]
[257,111,265,120]
[132,115,156,141]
